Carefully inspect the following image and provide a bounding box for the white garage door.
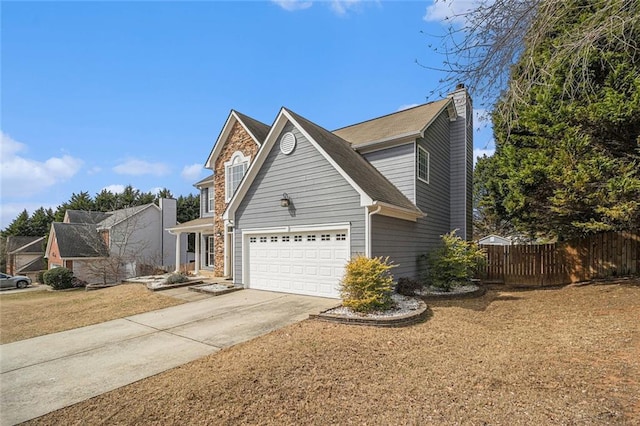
[247,230,349,298]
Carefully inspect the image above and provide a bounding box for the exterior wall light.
[280,193,290,207]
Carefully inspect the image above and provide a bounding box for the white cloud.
[397,103,420,112]
[181,163,204,181]
[0,131,83,198]
[424,0,481,25]
[102,184,126,194]
[271,0,313,11]
[113,159,171,176]
[329,0,363,16]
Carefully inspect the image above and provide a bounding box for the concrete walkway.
[0,290,338,425]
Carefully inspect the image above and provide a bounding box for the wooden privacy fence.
[479,231,640,286]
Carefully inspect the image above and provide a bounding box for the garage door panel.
[247,230,348,298]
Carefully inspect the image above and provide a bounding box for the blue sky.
[1,0,494,229]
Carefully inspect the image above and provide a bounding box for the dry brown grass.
[0,284,183,344]
[25,279,640,425]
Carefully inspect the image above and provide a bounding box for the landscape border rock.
[418,284,486,300]
[309,299,429,327]
[189,284,243,296]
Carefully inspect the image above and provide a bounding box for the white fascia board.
[282,110,374,207]
[372,202,425,222]
[166,224,213,234]
[419,99,454,137]
[205,111,263,170]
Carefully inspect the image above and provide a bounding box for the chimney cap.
[455,83,465,90]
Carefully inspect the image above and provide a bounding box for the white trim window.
[225,151,250,202]
[417,145,430,184]
[207,187,215,213]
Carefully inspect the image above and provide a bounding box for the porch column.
[194,232,200,275]
[174,232,181,273]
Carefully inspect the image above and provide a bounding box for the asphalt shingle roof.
[333,99,451,145]
[65,210,111,224]
[285,108,421,214]
[52,223,109,258]
[234,111,270,144]
[7,236,44,253]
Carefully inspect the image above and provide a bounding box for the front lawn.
[25,279,640,425]
[0,284,184,344]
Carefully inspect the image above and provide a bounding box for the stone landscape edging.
[419,284,486,300]
[189,285,243,296]
[309,299,429,327]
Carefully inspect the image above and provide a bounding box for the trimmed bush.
[43,267,74,290]
[425,230,486,292]
[340,255,396,313]
[395,277,423,296]
[166,272,189,285]
[37,270,46,284]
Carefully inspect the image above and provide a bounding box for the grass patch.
[0,284,184,344]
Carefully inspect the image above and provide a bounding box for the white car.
[0,273,32,289]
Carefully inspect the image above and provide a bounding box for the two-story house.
[169,85,472,299]
[45,199,180,284]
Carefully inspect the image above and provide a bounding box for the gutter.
[366,205,383,257]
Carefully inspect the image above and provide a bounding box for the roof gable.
[333,98,453,149]
[204,110,270,169]
[225,107,423,221]
[50,222,109,258]
[65,210,111,224]
[96,204,156,230]
[7,236,44,254]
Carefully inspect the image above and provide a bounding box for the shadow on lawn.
[425,289,523,312]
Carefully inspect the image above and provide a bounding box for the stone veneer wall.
[212,121,260,276]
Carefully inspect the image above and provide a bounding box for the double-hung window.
[225,151,250,202]
[202,187,215,214]
[417,145,430,184]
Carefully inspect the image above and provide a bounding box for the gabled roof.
[65,210,111,224]
[51,223,109,258]
[225,107,424,222]
[17,256,46,273]
[7,236,44,254]
[333,99,453,148]
[96,204,155,230]
[204,110,270,169]
[285,109,421,213]
[194,173,214,188]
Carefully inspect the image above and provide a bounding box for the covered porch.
[167,217,214,275]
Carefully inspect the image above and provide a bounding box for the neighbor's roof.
[286,108,422,213]
[52,223,109,258]
[17,257,46,273]
[332,99,451,146]
[65,210,111,224]
[7,236,44,254]
[96,204,153,229]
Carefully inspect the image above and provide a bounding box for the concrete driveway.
[0,289,338,425]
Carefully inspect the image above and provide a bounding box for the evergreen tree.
[29,207,55,236]
[481,0,640,238]
[2,210,31,237]
[177,194,200,224]
[94,189,119,212]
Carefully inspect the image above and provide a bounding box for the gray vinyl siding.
[233,123,366,284]
[370,111,452,280]
[449,91,473,240]
[363,143,415,203]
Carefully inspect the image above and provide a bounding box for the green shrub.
[43,267,74,290]
[37,270,46,284]
[166,272,189,284]
[425,230,486,292]
[340,255,396,313]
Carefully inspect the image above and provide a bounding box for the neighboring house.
[45,199,180,283]
[169,85,472,299]
[5,236,46,282]
[478,234,513,246]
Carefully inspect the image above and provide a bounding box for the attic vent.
[280,132,296,155]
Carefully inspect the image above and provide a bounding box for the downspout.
[366,204,382,257]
